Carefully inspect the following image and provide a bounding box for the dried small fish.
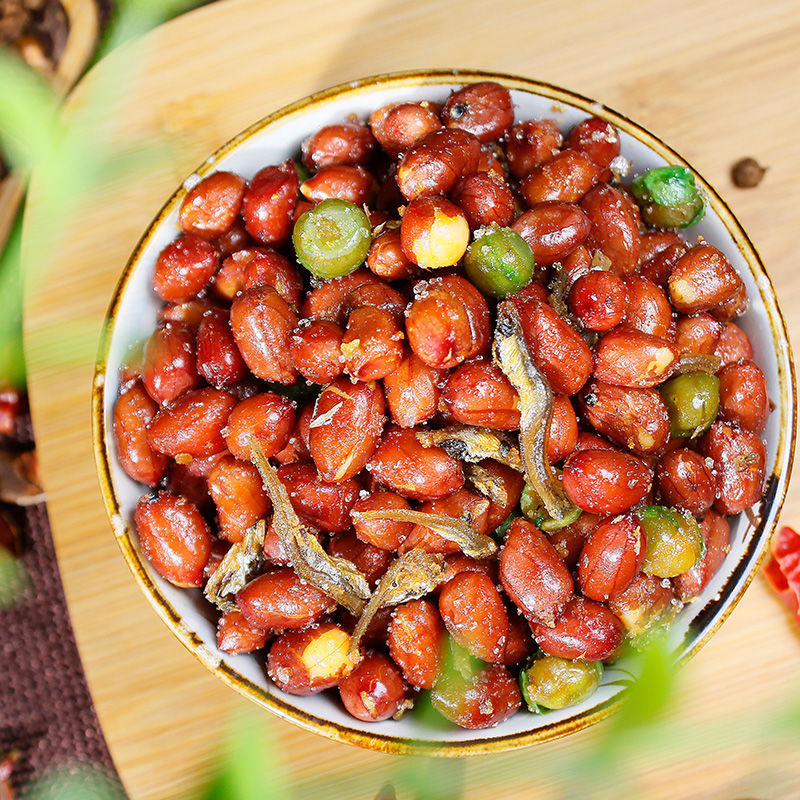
[283,523,372,615]
[493,301,573,521]
[347,548,446,660]
[465,462,510,507]
[0,450,46,506]
[204,519,266,612]
[416,426,523,472]
[351,509,497,559]
[249,439,371,615]
[674,352,722,375]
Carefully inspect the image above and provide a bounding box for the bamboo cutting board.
[22,0,800,797]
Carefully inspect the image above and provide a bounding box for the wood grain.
[22,0,800,797]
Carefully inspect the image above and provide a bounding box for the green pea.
[631,166,706,229]
[519,656,603,712]
[640,505,704,578]
[292,198,372,279]
[659,371,720,438]
[294,159,311,182]
[463,227,535,298]
[520,483,580,531]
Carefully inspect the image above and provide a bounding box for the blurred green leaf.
[199,713,290,800]
[23,763,125,799]
[0,210,25,388]
[0,545,29,608]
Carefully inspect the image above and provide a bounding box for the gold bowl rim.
[91,67,797,756]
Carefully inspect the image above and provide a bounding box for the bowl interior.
[94,71,795,754]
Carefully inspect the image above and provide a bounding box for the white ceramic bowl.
[93,69,796,755]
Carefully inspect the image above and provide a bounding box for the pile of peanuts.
[114,82,769,729]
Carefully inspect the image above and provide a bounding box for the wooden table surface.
[21,0,800,797]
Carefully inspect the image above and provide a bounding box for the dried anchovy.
[493,301,573,521]
[352,509,497,559]
[249,439,371,615]
[347,548,446,660]
[0,450,46,506]
[204,519,266,612]
[674,352,722,375]
[465,462,509,507]
[416,425,523,472]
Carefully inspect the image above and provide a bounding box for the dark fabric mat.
[0,408,125,796]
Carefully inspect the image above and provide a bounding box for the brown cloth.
[0,411,126,797]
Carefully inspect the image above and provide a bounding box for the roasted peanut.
[593,326,678,388]
[623,275,672,338]
[607,573,674,637]
[301,122,376,171]
[567,270,627,332]
[563,449,652,515]
[655,448,716,518]
[208,455,270,543]
[674,313,723,355]
[564,117,621,179]
[135,491,211,587]
[267,622,351,694]
[520,149,599,205]
[439,572,509,662]
[366,228,416,280]
[382,350,445,428]
[179,171,246,240]
[674,511,730,600]
[114,381,169,486]
[511,202,591,266]
[516,299,593,395]
[241,249,302,308]
[388,599,445,688]
[369,102,442,156]
[700,421,766,515]
[148,388,236,458]
[339,653,407,722]
[400,195,470,269]
[441,82,514,142]
[668,245,745,314]
[340,306,404,381]
[532,597,624,661]
[196,308,248,388]
[406,274,490,369]
[142,323,201,405]
[289,319,345,384]
[714,321,753,366]
[308,377,385,482]
[441,360,520,429]
[577,513,646,601]
[367,427,464,500]
[241,160,299,245]
[300,165,375,206]
[237,568,333,629]
[579,380,670,454]
[451,172,515,229]
[152,234,219,303]
[352,491,413,550]
[718,360,769,434]
[581,184,641,275]
[499,518,574,626]
[504,119,563,179]
[396,128,481,200]
[277,461,360,532]
[548,394,579,464]
[216,608,269,654]
[230,286,298,383]
[224,392,295,461]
